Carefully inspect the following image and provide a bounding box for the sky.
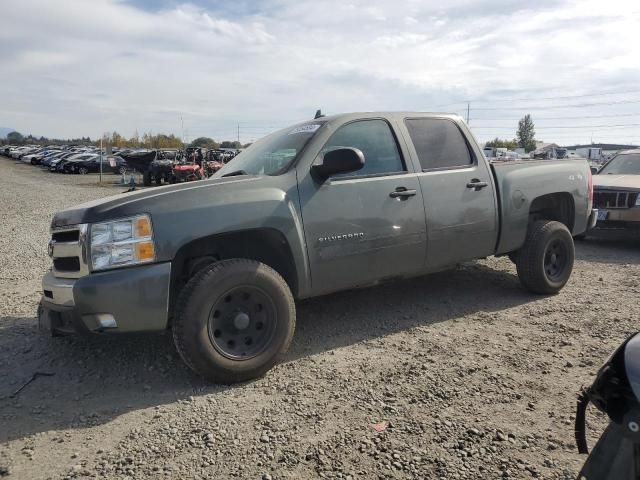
[1,0,639,146]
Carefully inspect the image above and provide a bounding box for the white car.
[10,146,32,159]
[22,148,48,164]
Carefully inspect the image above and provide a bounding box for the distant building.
[564,143,638,161]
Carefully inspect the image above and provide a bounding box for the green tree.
[191,137,219,149]
[220,140,242,149]
[516,114,536,152]
[485,137,518,150]
[7,131,24,144]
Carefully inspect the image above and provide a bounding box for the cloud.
[0,0,639,145]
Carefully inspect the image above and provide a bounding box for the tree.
[7,131,24,144]
[516,114,536,152]
[191,137,219,149]
[220,140,242,149]
[485,137,518,150]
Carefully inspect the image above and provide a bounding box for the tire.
[155,175,163,186]
[172,259,296,383]
[142,172,152,186]
[78,167,89,175]
[515,220,574,294]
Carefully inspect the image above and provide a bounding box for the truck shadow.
[0,262,534,444]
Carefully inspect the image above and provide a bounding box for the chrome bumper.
[42,270,75,306]
[588,209,598,229]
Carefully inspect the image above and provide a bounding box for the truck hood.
[51,175,261,228]
[593,174,640,191]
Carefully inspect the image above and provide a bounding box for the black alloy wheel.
[543,239,568,282]
[207,286,277,360]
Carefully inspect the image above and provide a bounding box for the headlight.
[89,215,155,271]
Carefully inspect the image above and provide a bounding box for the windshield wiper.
[221,169,248,177]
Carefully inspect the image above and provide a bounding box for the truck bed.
[490,159,591,255]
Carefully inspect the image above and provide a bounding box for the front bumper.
[592,207,640,230]
[587,208,598,230]
[40,262,172,335]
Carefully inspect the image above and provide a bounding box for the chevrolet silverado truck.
[590,149,640,232]
[39,112,597,383]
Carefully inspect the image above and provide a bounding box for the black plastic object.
[575,332,640,479]
[119,150,157,172]
[312,148,364,179]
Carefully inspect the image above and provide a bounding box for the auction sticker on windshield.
[289,124,321,135]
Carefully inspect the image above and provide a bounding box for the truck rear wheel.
[143,172,152,186]
[172,259,295,383]
[516,220,574,294]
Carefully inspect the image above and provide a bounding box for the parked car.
[62,154,103,174]
[590,149,640,232]
[43,152,73,168]
[107,155,128,175]
[11,146,34,159]
[40,112,594,383]
[52,153,94,172]
[24,149,63,165]
[495,150,520,161]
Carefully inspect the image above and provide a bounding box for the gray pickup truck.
[40,112,597,382]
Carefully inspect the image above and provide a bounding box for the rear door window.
[405,118,474,170]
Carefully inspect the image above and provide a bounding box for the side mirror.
[312,147,365,179]
[590,166,598,175]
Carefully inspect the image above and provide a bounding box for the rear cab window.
[404,118,474,171]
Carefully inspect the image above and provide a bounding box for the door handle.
[466,179,489,191]
[389,188,417,198]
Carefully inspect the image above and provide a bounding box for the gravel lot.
[0,157,638,480]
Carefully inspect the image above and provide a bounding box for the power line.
[432,88,640,109]
[472,89,640,103]
[470,113,640,121]
[470,99,640,111]
[472,123,640,130]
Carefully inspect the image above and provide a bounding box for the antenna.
[314,109,324,119]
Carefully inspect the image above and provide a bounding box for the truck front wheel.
[516,220,574,294]
[172,259,296,383]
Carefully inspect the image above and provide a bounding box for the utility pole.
[237,123,240,145]
[466,102,470,124]
[180,115,185,147]
[99,136,103,183]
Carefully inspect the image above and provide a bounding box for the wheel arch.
[528,192,575,232]
[497,191,576,255]
[169,228,299,317]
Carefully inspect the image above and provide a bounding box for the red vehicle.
[171,163,205,183]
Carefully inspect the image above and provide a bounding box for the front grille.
[53,257,80,272]
[593,190,638,209]
[50,225,89,279]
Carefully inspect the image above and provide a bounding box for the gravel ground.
[0,157,638,480]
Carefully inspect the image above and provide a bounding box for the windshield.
[214,122,325,177]
[599,153,640,175]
